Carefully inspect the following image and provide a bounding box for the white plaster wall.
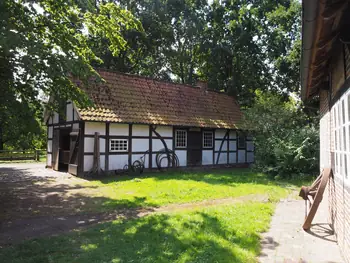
[110,123,128,136]
[48,116,53,125]
[215,129,226,138]
[66,103,73,122]
[246,141,254,152]
[152,153,170,168]
[84,137,105,153]
[175,150,187,166]
[132,124,149,136]
[47,154,52,166]
[202,150,213,165]
[85,122,106,135]
[48,126,53,139]
[84,155,106,171]
[132,138,149,152]
[47,140,52,152]
[109,155,128,170]
[73,107,79,121]
[215,140,227,151]
[53,112,59,124]
[238,150,246,163]
[72,123,79,130]
[154,126,172,137]
[229,141,236,151]
[247,152,254,163]
[132,154,149,169]
[152,139,173,151]
[229,130,237,139]
[229,152,237,164]
[84,155,93,171]
[215,153,227,164]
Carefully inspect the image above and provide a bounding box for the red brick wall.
[323,43,350,262]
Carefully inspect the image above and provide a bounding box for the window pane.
[110,139,128,152]
[203,131,213,148]
[238,132,246,148]
[176,130,187,148]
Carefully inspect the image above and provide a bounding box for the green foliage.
[242,91,319,179]
[0,0,141,149]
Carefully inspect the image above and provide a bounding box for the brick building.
[301,0,350,261]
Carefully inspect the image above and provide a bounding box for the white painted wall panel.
[72,123,79,130]
[66,103,73,121]
[85,122,106,135]
[47,154,52,166]
[229,152,237,164]
[84,155,93,172]
[132,138,149,152]
[132,125,149,136]
[215,140,227,151]
[53,112,59,124]
[154,126,172,137]
[246,141,254,152]
[152,153,170,168]
[48,116,53,125]
[132,154,149,169]
[47,140,52,152]
[238,150,246,163]
[202,150,213,165]
[48,126,53,139]
[215,129,226,138]
[247,152,254,163]
[152,139,173,151]
[84,155,106,171]
[175,150,187,166]
[215,153,227,164]
[229,141,236,151]
[73,107,79,121]
[229,130,237,139]
[109,155,128,170]
[84,137,105,153]
[110,123,128,136]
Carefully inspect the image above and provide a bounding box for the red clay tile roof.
[78,70,243,129]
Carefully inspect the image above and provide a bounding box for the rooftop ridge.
[95,67,233,97]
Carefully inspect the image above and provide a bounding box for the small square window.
[175,130,187,148]
[238,132,246,149]
[110,139,128,152]
[203,131,213,148]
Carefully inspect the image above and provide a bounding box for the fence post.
[35,150,39,161]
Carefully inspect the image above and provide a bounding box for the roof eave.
[301,0,320,101]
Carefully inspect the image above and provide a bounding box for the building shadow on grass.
[0,211,262,263]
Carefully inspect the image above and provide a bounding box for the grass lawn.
[81,169,296,211]
[0,203,275,263]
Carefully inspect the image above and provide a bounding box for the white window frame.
[175,130,187,148]
[203,131,213,148]
[332,89,350,182]
[109,139,128,152]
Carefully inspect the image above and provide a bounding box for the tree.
[242,91,319,178]
[0,0,141,149]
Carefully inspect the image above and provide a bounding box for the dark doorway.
[187,130,202,166]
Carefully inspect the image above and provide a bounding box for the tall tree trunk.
[0,125,3,151]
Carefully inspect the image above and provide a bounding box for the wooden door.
[187,131,202,166]
[52,129,60,171]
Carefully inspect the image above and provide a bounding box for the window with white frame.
[175,130,187,148]
[203,131,213,148]
[332,89,350,180]
[110,139,128,152]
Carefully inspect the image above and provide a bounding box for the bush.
[242,91,319,179]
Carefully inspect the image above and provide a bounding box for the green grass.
[83,169,296,211]
[0,203,275,263]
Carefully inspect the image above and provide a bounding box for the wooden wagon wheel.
[299,168,331,230]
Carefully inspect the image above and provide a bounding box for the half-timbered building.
[45,70,254,176]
